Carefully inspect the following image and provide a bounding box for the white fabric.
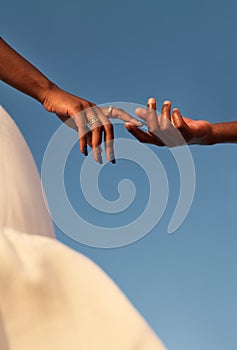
[0,106,166,350]
[0,106,54,238]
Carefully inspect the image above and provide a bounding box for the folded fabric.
[0,106,166,350]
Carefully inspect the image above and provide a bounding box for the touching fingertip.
[124,122,133,130]
[132,119,143,126]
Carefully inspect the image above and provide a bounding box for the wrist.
[206,123,219,145]
[37,80,57,105]
[190,121,215,146]
[199,123,216,145]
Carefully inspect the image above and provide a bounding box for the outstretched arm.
[125,97,237,146]
[0,37,54,103]
[0,37,112,162]
[0,37,142,163]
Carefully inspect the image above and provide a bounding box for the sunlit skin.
[125,97,237,146]
[0,37,142,164]
[2,37,237,155]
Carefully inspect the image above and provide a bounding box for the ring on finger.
[88,116,101,127]
[106,105,114,118]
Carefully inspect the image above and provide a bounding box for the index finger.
[101,107,143,126]
[125,123,164,146]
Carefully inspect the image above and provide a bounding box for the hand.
[125,98,213,147]
[42,85,142,163]
[0,38,142,161]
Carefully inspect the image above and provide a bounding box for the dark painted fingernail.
[98,153,103,164]
[110,152,116,164]
[83,146,88,156]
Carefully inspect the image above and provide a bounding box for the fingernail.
[148,97,156,104]
[98,153,103,164]
[147,97,156,109]
[164,100,171,105]
[83,146,88,156]
[110,152,116,164]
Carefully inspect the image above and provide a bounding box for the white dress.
[0,106,166,350]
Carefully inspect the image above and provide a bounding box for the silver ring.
[88,116,100,127]
[107,105,114,118]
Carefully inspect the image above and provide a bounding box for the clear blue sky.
[1,0,237,349]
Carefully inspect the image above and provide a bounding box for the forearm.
[207,122,237,145]
[0,37,55,103]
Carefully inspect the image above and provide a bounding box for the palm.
[182,118,212,144]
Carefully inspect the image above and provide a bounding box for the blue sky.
[1,0,237,349]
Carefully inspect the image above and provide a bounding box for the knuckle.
[77,102,84,111]
[83,101,91,109]
[85,103,95,113]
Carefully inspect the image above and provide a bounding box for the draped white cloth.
[0,106,166,350]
